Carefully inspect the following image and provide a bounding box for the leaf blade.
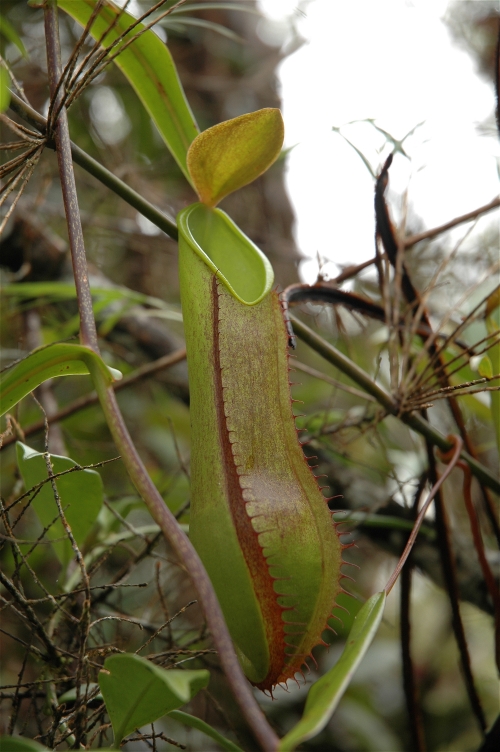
[16,442,104,567]
[187,108,284,206]
[0,13,28,57]
[57,0,199,183]
[168,710,244,752]
[278,591,386,751]
[0,343,121,417]
[0,737,49,751]
[98,653,209,745]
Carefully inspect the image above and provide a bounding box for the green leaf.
[187,108,284,206]
[278,591,386,751]
[485,285,500,318]
[3,282,182,337]
[478,355,493,379]
[0,737,48,751]
[57,0,199,184]
[0,343,121,417]
[168,710,244,752]
[2,281,177,312]
[98,653,209,746]
[0,13,28,57]
[0,67,10,113]
[16,442,104,568]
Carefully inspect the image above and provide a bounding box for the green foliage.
[0,343,121,417]
[0,738,48,751]
[97,653,209,747]
[16,442,103,567]
[57,0,199,183]
[485,288,500,452]
[0,1,498,750]
[0,12,27,57]
[168,711,244,752]
[279,591,386,750]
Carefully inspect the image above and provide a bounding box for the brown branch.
[385,437,463,595]
[375,157,500,546]
[400,475,428,752]
[426,442,487,735]
[403,196,500,248]
[0,570,62,667]
[44,1,99,352]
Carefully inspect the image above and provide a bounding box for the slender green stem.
[291,315,500,494]
[70,140,179,240]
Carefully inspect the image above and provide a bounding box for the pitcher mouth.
[177,203,274,306]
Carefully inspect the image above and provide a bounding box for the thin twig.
[400,475,428,752]
[385,437,463,594]
[403,196,500,247]
[426,441,487,735]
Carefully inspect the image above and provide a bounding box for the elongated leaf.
[484,290,500,451]
[0,13,28,57]
[168,710,243,752]
[3,283,183,332]
[187,108,284,206]
[57,0,199,183]
[0,343,121,417]
[278,591,386,751]
[16,442,104,567]
[2,281,177,312]
[98,653,209,745]
[0,738,48,751]
[485,285,500,318]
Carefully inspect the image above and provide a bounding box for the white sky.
[257,0,500,282]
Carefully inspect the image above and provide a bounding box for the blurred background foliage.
[0,1,498,750]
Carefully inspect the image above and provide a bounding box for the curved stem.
[91,374,279,752]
